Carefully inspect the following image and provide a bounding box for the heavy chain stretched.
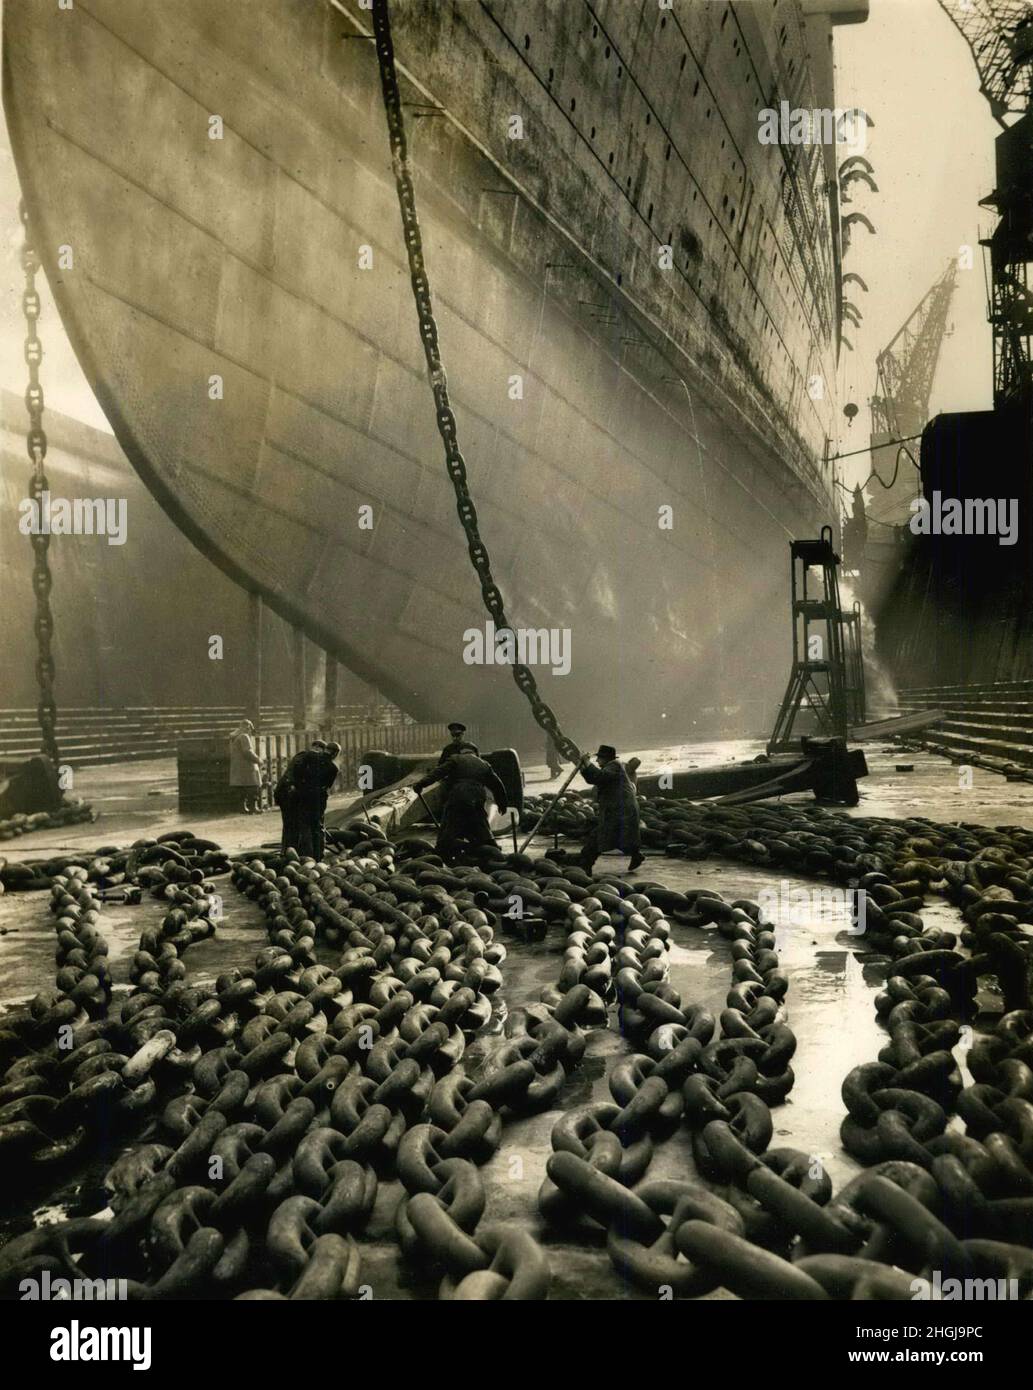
[370,0,580,764]
[19,202,59,770]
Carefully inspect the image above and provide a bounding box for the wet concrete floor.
[0,740,1025,1297]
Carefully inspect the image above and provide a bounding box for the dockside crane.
[939,0,1033,403]
[865,262,958,527]
[871,263,958,445]
[938,0,1033,124]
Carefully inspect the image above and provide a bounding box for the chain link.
[19,202,60,770]
[370,1,581,764]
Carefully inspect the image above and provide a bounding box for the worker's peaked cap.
[447,722,467,734]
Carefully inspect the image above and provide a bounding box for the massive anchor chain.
[0,830,573,1299]
[388,852,673,1296]
[538,885,803,1296]
[1,830,231,896]
[369,0,581,764]
[2,805,1033,1299]
[0,802,93,848]
[0,830,232,1065]
[0,826,695,1299]
[0,869,219,1179]
[525,814,1033,1297]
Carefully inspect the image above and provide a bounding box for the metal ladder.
[768,526,854,752]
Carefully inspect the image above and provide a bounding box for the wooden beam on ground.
[849,710,944,740]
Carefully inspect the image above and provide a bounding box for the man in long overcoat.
[414,749,508,863]
[577,744,643,875]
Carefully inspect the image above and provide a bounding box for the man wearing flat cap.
[577,744,643,875]
[438,721,479,764]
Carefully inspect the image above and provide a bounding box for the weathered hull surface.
[3,0,849,749]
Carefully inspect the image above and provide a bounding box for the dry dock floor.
[0,740,1025,1298]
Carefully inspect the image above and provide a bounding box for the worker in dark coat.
[578,744,643,875]
[311,745,343,861]
[275,740,334,857]
[415,750,508,864]
[438,721,479,764]
[315,742,341,812]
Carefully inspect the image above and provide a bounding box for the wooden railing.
[0,703,412,768]
[257,722,471,796]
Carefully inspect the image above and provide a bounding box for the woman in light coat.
[229,719,263,813]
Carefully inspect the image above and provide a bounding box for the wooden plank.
[849,710,945,741]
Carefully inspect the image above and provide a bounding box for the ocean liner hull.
[3,0,854,749]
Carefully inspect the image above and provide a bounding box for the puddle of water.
[560,1053,606,1106]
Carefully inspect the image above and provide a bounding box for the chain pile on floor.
[1,829,229,894]
[0,828,594,1298]
[526,793,1033,1005]
[0,806,1031,1298]
[0,799,93,851]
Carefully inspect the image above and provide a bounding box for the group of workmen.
[228,722,342,850]
[231,715,643,871]
[228,720,342,855]
[274,740,341,858]
[415,721,643,873]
